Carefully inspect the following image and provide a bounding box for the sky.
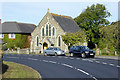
[0,1,119,25]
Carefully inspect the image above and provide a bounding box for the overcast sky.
[0,1,119,25]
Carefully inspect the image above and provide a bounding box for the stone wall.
[31,12,68,53]
[4,48,30,54]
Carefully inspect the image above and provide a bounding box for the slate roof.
[51,13,80,33]
[1,22,36,34]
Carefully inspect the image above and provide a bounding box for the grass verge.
[2,61,41,79]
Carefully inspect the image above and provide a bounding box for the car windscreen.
[53,48,61,50]
[79,46,89,50]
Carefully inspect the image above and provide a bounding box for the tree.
[99,21,119,54]
[62,30,86,49]
[74,4,111,49]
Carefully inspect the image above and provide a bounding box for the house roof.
[51,13,80,33]
[1,22,36,34]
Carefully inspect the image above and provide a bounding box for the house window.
[9,34,15,39]
[37,37,39,46]
[46,24,48,36]
[53,27,55,36]
[58,36,61,47]
[0,34,4,38]
[42,28,44,36]
[49,24,51,36]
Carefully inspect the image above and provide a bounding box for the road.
[3,54,120,80]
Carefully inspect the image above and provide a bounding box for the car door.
[73,46,79,54]
[50,48,54,55]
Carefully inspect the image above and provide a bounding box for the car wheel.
[91,55,95,58]
[44,52,47,56]
[70,53,74,57]
[81,53,86,58]
[55,53,57,56]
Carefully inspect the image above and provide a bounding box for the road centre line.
[102,62,107,64]
[109,64,114,66]
[95,61,100,63]
[7,57,19,59]
[64,57,68,58]
[61,63,73,68]
[28,58,38,61]
[70,58,74,59]
[76,58,80,60]
[49,61,57,64]
[43,60,49,62]
[116,65,120,68]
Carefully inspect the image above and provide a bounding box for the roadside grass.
[2,61,41,79]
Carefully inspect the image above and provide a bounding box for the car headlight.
[58,51,61,54]
[85,51,89,53]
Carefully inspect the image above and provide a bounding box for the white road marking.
[58,56,62,58]
[77,69,89,75]
[77,68,97,80]
[43,60,48,62]
[64,57,68,59]
[61,63,73,68]
[91,59,97,60]
[82,59,88,61]
[102,62,107,64]
[88,60,93,62]
[109,64,114,66]
[76,58,80,60]
[49,61,57,64]
[95,61,100,63]
[7,57,19,59]
[70,58,74,59]
[28,58,38,61]
[116,65,120,68]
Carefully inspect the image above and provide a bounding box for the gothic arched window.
[49,24,51,36]
[37,37,39,46]
[42,28,44,36]
[58,36,61,47]
[46,24,48,36]
[53,27,55,36]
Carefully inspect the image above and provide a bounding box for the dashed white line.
[77,69,89,75]
[88,60,93,62]
[102,62,107,64]
[82,59,88,61]
[76,58,80,60]
[58,56,62,58]
[49,61,57,64]
[70,58,74,59]
[95,61,100,63]
[116,65,120,68]
[43,60,49,62]
[28,58,38,61]
[109,64,114,66]
[7,57,19,59]
[61,63,73,68]
[64,57,68,59]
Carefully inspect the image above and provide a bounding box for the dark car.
[69,46,95,58]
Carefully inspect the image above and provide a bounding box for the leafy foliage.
[99,21,119,53]
[3,34,29,50]
[74,4,111,49]
[62,30,86,48]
